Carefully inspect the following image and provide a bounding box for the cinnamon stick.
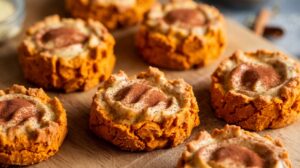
[263,26,284,39]
[253,8,272,36]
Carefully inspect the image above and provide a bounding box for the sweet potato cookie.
[136,0,226,70]
[89,67,199,151]
[19,15,116,92]
[211,50,300,131]
[177,125,291,168]
[0,85,67,166]
[65,0,155,30]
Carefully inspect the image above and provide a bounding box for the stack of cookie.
[0,0,299,167]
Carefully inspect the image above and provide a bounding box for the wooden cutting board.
[0,0,299,167]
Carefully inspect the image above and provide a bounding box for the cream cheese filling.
[104,80,180,120]
[223,52,298,97]
[92,0,136,7]
[146,1,220,37]
[96,69,189,123]
[33,19,102,58]
[187,136,288,168]
[0,94,55,133]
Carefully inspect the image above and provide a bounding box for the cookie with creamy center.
[19,15,116,92]
[89,67,200,151]
[136,0,226,70]
[65,0,155,30]
[0,85,67,166]
[163,8,206,29]
[92,0,136,7]
[177,125,291,168]
[211,50,300,131]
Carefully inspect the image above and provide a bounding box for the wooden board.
[0,0,299,167]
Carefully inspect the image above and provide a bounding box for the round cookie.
[0,85,67,166]
[89,67,200,151]
[65,0,155,30]
[19,15,116,92]
[211,50,300,131]
[177,125,291,168]
[136,0,226,70]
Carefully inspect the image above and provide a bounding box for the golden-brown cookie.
[19,15,116,92]
[211,50,300,131]
[136,0,226,70]
[0,84,67,166]
[177,125,291,168]
[65,0,155,30]
[89,67,200,151]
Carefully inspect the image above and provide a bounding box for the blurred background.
[1,0,300,57]
[202,0,300,57]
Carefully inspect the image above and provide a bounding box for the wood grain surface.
[0,0,299,167]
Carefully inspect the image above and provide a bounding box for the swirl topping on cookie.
[0,94,55,137]
[220,50,298,96]
[146,1,222,36]
[228,63,283,92]
[96,67,191,123]
[0,98,38,125]
[178,125,291,168]
[210,145,264,167]
[92,0,136,7]
[25,16,107,58]
[114,82,170,111]
[40,27,87,49]
[164,8,206,28]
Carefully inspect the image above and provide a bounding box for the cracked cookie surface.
[89,67,200,151]
[211,50,300,131]
[65,0,155,30]
[177,125,291,168]
[136,0,226,70]
[0,85,67,166]
[19,15,116,92]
